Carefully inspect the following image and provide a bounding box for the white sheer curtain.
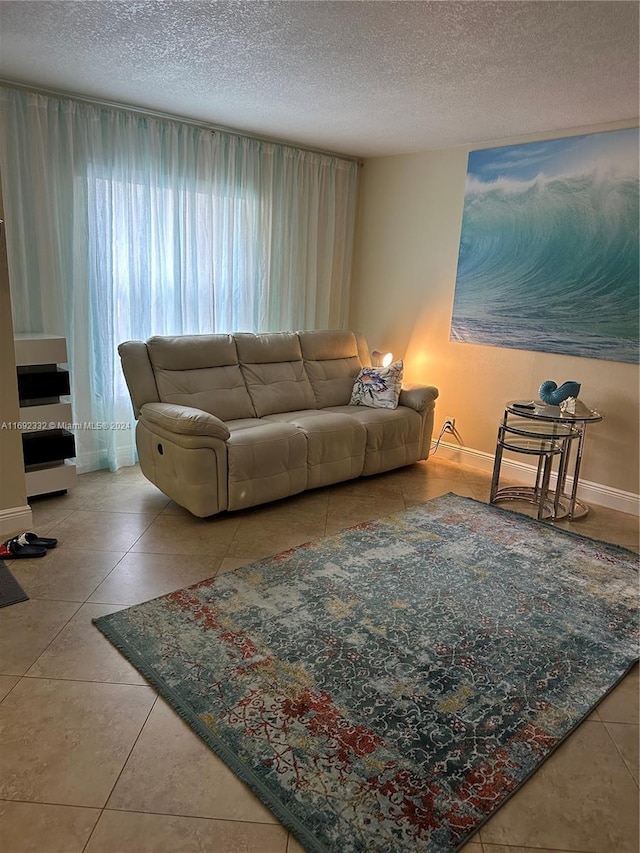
[0,87,358,471]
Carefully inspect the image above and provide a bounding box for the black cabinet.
[17,366,71,402]
[22,429,76,467]
[13,334,77,498]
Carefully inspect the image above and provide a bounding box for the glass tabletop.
[506,399,603,424]
[498,434,565,454]
[501,418,580,440]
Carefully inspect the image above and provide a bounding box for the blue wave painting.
[450,128,639,363]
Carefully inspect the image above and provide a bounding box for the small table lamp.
[371,350,393,368]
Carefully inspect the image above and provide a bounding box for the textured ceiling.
[0,1,637,157]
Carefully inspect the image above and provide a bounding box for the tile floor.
[0,457,638,853]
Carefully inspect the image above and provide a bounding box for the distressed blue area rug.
[94,494,639,852]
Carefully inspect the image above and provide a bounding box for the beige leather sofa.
[119,330,439,517]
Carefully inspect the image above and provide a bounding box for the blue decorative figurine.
[539,380,581,405]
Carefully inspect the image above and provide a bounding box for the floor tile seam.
[49,545,151,554]
[4,571,131,613]
[0,677,22,705]
[321,495,330,537]
[222,521,327,557]
[0,795,101,813]
[124,547,229,559]
[99,803,282,826]
[7,564,125,596]
[80,507,162,525]
[29,510,76,531]
[17,672,151,687]
[81,551,142,599]
[214,555,239,576]
[231,514,325,531]
[102,694,160,813]
[459,840,483,853]
[86,506,169,515]
[6,545,127,557]
[86,596,150,607]
[460,469,492,482]
[11,601,84,678]
[192,516,242,548]
[601,719,640,786]
[31,503,100,520]
[481,846,600,853]
[4,593,93,605]
[81,806,105,853]
[0,794,104,826]
[90,482,168,495]
[599,715,640,726]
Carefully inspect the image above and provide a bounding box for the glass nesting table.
[490,399,603,521]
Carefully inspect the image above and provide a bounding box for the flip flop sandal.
[9,531,58,549]
[0,538,47,559]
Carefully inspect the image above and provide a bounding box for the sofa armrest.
[140,403,231,440]
[399,385,439,413]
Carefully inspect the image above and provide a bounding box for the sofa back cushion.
[146,335,255,421]
[236,332,316,417]
[118,340,161,418]
[298,330,363,408]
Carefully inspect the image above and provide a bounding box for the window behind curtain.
[88,173,261,342]
[0,87,359,470]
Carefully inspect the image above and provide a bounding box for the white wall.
[350,120,639,501]
[0,182,31,537]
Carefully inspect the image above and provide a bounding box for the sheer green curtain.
[0,87,358,470]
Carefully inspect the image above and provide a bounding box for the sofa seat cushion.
[225,418,267,432]
[226,422,307,511]
[263,411,366,488]
[259,409,323,423]
[324,405,422,474]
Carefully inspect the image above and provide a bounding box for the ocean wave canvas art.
[450,128,639,363]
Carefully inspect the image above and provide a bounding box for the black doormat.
[0,559,29,608]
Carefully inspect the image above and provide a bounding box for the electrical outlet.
[443,418,456,433]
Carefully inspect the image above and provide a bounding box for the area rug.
[94,493,639,853]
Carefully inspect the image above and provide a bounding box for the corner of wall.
[0,176,30,523]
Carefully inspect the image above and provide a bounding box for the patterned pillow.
[350,360,404,409]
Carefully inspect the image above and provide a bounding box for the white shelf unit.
[14,333,77,497]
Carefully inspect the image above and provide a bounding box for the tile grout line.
[80,694,162,852]
[600,719,640,788]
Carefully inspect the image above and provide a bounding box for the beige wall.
[0,182,29,524]
[350,120,639,496]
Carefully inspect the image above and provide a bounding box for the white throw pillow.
[350,360,404,409]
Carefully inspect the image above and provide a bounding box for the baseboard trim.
[431,440,640,517]
[0,504,33,539]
